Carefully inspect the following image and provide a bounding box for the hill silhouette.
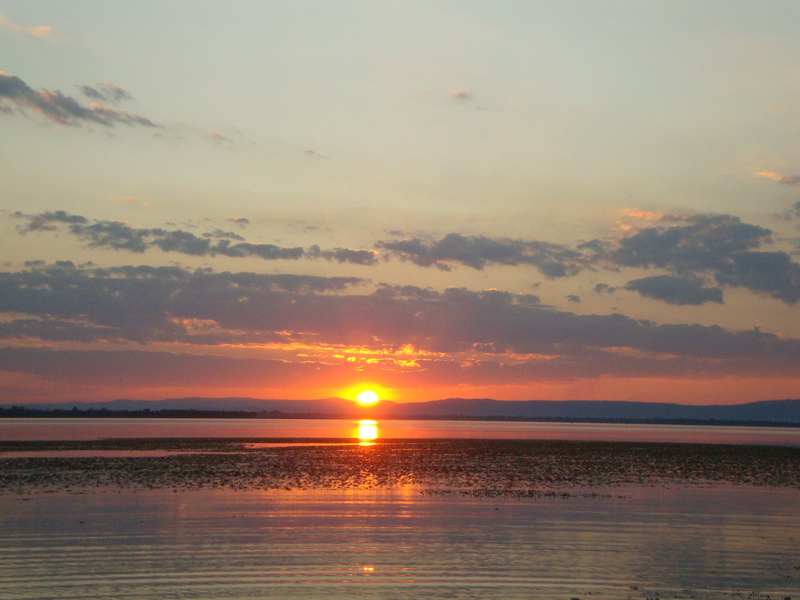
[3,397,800,425]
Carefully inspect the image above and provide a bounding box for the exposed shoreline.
[2,438,799,496]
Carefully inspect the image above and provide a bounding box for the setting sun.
[356,390,380,406]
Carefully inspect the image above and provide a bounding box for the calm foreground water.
[2,417,799,445]
[1,485,798,600]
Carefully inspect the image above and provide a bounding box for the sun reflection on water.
[357,420,378,445]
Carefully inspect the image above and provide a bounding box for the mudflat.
[2,438,798,495]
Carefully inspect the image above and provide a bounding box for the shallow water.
[1,486,798,600]
[2,417,799,446]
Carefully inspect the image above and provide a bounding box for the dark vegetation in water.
[1,438,798,496]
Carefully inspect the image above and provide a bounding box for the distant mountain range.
[4,397,800,424]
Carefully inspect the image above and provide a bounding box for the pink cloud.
[0,13,55,39]
[757,171,800,187]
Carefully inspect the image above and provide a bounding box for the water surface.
[2,417,798,446]
[1,486,797,600]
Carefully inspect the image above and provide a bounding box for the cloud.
[16,210,88,232]
[203,229,245,241]
[610,214,771,271]
[594,283,617,294]
[776,200,800,222]
[1,262,798,383]
[597,212,800,304]
[0,13,54,39]
[227,217,250,227]
[448,90,473,101]
[14,210,375,266]
[0,262,365,345]
[12,208,800,304]
[307,246,380,266]
[79,82,134,103]
[0,72,161,128]
[625,275,724,305]
[715,251,800,304]
[0,344,790,398]
[0,347,346,390]
[376,232,585,276]
[207,130,232,143]
[757,171,800,187]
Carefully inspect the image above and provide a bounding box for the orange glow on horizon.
[341,383,391,404]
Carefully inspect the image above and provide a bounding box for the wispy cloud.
[0,72,161,129]
[448,89,473,101]
[0,13,55,39]
[757,171,800,187]
[107,195,150,207]
[207,130,232,143]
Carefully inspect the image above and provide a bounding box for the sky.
[1,1,800,405]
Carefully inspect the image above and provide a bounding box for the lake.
[2,417,799,446]
[1,419,799,599]
[1,485,798,600]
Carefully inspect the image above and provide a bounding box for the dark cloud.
[1,263,798,380]
[601,213,800,304]
[376,233,585,277]
[0,262,365,344]
[12,208,800,304]
[307,245,379,266]
[211,239,304,260]
[776,200,800,222]
[0,71,160,128]
[203,229,245,241]
[14,211,375,265]
[227,217,250,227]
[79,83,134,103]
[715,251,800,304]
[625,275,724,305]
[594,283,617,294]
[611,214,771,271]
[566,295,581,303]
[15,210,88,232]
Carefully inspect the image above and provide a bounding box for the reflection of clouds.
[357,420,378,445]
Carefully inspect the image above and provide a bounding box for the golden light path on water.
[357,419,378,445]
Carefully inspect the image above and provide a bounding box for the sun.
[356,390,380,406]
